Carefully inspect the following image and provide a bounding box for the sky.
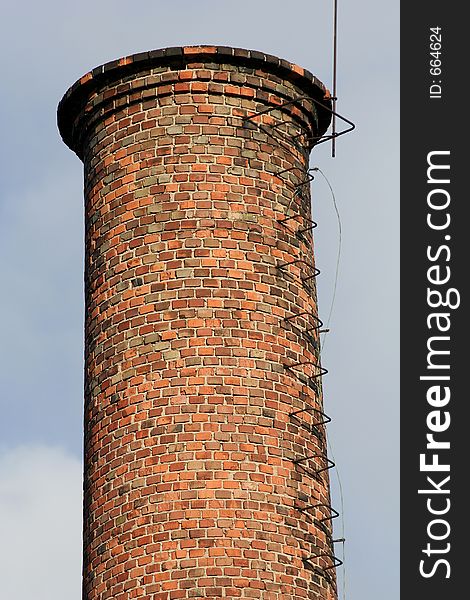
[0,2,399,599]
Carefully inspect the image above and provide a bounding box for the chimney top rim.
[58,45,332,156]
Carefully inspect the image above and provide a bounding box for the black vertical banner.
[401,5,467,599]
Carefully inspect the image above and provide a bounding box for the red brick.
[59,45,335,600]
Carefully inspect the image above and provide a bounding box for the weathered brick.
[58,45,335,600]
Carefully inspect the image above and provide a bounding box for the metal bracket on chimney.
[271,164,313,220]
[284,359,328,393]
[292,452,335,481]
[277,259,320,295]
[274,165,316,205]
[296,502,338,533]
[302,550,343,587]
[304,551,343,570]
[283,310,323,346]
[277,213,317,243]
[241,94,355,152]
[270,166,318,243]
[241,112,308,156]
[289,404,331,440]
[296,502,339,522]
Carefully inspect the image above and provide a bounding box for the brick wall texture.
[58,46,337,600]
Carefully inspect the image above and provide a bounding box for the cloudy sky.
[0,2,398,599]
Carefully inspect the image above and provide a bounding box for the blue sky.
[0,2,399,599]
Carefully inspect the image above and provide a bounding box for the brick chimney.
[58,45,337,600]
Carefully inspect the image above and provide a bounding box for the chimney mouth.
[57,45,332,156]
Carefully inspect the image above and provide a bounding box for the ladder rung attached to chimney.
[273,165,316,244]
[243,117,307,157]
[282,168,316,207]
[289,405,331,435]
[243,114,309,155]
[264,118,304,139]
[303,551,343,571]
[295,501,340,541]
[277,259,320,294]
[284,359,328,392]
[274,165,316,185]
[303,97,356,146]
[277,213,317,242]
[302,550,343,587]
[241,94,315,155]
[292,452,335,479]
[242,94,356,149]
[271,165,315,206]
[289,388,329,432]
[277,258,320,276]
[296,502,339,521]
[283,311,323,337]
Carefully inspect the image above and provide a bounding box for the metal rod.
[302,503,340,523]
[241,94,355,149]
[292,453,335,475]
[304,551,343,570]
[332,0,338,157]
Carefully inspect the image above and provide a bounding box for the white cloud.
[0,446,82,600]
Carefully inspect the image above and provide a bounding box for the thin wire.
[312,165,346,598]
[327,437,347,600]
[312,167,342,352]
